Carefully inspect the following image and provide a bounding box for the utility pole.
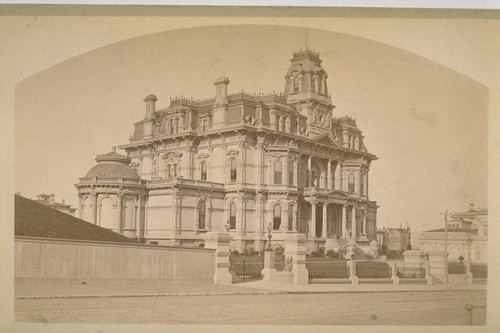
[440,210,449,290]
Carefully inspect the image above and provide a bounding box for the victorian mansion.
[75,49,379,252]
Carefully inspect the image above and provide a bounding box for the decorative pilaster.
[281,201,289,232]
[326,159,332,190]
[116,192,123,234]
[91,191,97,225]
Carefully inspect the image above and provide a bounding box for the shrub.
[366,253,373,261]
[231,250,241,257]
[326,249,338,258]
[316,247,325,258]
[273,245,285,256]
[458,255,464,263]
[198,243,205,248]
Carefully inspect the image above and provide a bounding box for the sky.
[11,23,490,241]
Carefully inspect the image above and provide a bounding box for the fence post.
[284,232,309,284]
[261,247,277,281]
[425,261,432,285]
[465,304,474,325]
[204,231,233,284]
[466,261,473,285]
[391,262,400,285]
[348,260,359,285]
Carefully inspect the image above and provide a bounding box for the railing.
[229,255,263,281]
[306,260,349,279]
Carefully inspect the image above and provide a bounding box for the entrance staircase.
[429,274,445,285]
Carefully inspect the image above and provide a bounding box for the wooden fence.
[15,236,215,281]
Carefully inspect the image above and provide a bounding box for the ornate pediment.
[312,132,339,147]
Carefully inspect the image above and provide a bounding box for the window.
[168,119,173,134]
[172,164,177,177]
[274,161,282,185]
[475,245,481,260]
[230,158,237,182]
[288,161,294,186]
[348,174,355,193]
[200,161,207,180]
[202,118,208,132]
[229,203,236,229]
[273,205,281,230]
[174,118,179,133]
[293,76,299,93]
[198,201,206,229]
[166,165,171,179]
[360,174,364,195]
[275,115,280,131]
[318,76,323,94]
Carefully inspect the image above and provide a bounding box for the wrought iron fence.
[229,255,263,281]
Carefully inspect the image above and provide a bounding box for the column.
[292,203,298,232]
[116,193,123,234]
[326,159,332,190]
[281,202,289,232]
[342,204,347,238]
[77,194,83,219]
[241,143,246,184]
[362,210,367,234]
[334,162,340,190]
[91,192,98,225]
[172,190,179,236]
[294,158,299,187]
[207,197,212,230]
[353,206,358,237]
[364,172,369,198]
[134,199,139,238]
[306,155,312,187]
[322,202,328,238]
[309,200,316,238]
[284,157,289,186]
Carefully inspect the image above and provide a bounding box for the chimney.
[49,194,55,205]
[212,76,230,129]
[469,203,475,211]
[143,94,158,138]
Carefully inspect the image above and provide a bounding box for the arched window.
[172,164,177,177]
[198,201,206,229]
[168,119,173,134]
[275,115,280,131]
[274,160,282,185]
[273,205,281,230]
[293,76,299,93]
[348,174,355,193]
[230,158,237,182]
[174,118,179,134]
[166,165,171,179]
[229,203,236,230]
[288,161,294,186]
[200,161,207,180]
[318,76,323,94]
[202,118,208,132]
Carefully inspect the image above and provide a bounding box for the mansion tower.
[76,50,379,252]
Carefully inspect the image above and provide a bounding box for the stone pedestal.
[403,250,426,277]
[428,251,447,276]
[204,231,233,285]
[390,262,400,285]
[345,238,356,260]
[357,233,369,244]
[261,249,277,281]
[284,232,309,284]
[324,238,340,251]
[348,260,358,285]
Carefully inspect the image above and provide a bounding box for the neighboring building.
[419,204,488,263]
[75,49,379,252]
[33,193,77,216]
[376,226,411,257]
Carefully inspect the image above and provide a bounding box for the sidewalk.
[15,278,486,299]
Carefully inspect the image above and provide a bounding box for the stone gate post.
[284,232,309,284]
[204,231,233,284]
[348,260,358,285]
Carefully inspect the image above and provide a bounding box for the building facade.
[33,194,77,216]
[76,50,379,252]
[419,204,488,263]
[376,227,411,257]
